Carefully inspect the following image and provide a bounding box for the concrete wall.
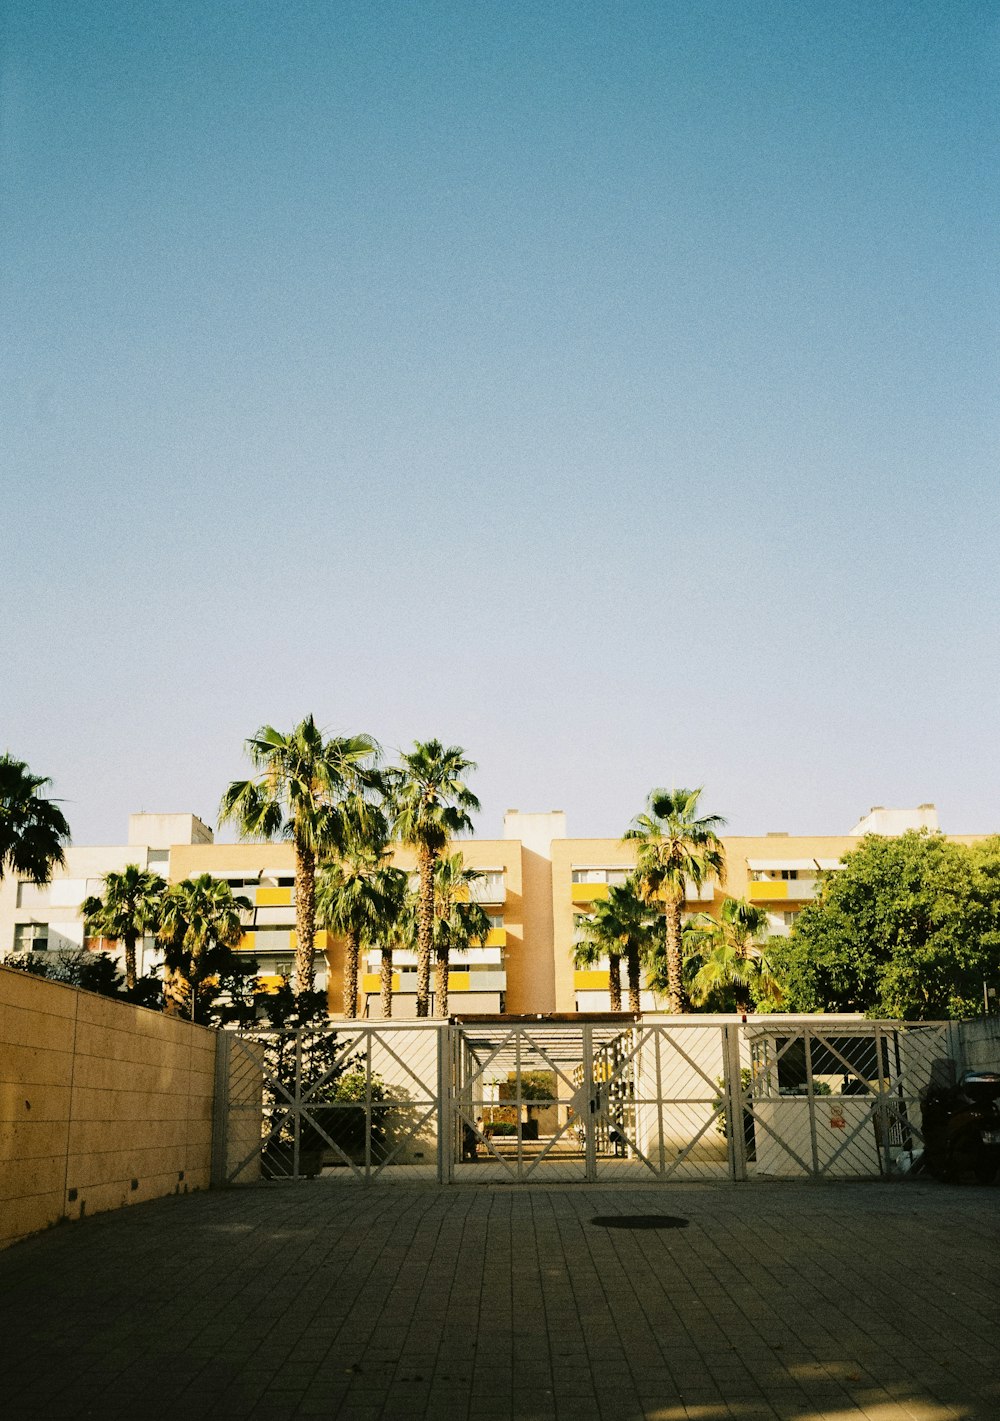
[960,1018,1000,1073]
[0,966,217,1249]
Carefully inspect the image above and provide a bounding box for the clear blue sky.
[2,1,998,844]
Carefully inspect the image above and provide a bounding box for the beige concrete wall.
[168,841,293,880]
[0,966,217,1249]
[127,812,213,846]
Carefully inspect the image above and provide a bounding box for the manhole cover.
[590,1215,689,1230]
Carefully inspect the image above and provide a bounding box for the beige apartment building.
[1,801,980,1016]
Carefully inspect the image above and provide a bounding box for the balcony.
[256,886,293,907]
[748,878,819,903]
[468,872,506,905]
[364,966,507,995]
[238,928,333,952]
[363,972,400,994]
[253,905,295,927]
[571,877,715,905]
[574,969,610,991]
[366,944,504,969]
[571,882,611,904]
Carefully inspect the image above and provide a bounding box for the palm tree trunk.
[124,932,137,992]
[163,963,184,1016]
[380,947,393,1019]
[735,956,751,1015]
[343,928,360,1018]
[608,952,622,1011]
[294,837,316,995]
[435,946,449,1019]
[665,892,684,1013]
[627,949,641,1014]
[415,845,434,1017]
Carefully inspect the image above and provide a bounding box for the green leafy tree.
[391,741,479,1017]
[157,873,252,1020]
[4,947,124,997]
[219,717,381,994]
[680,896,783,1013]
[316,816,409,1019]
[625,788,726,1013]
[0,754,71,884]
[82,864,166,991]
[770,831,1000,1019]
[433,853,492,1017]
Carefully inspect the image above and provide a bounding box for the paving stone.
[0,1180,997,1420]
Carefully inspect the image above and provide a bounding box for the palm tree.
[316,828,408,1019]
[607,881,658,1014]
[433,853,492,1018]
[379,893,416,1020]
[573,914,623,1012]
[391,741,479,1017]
[219,717,380,994]
[684,896,783,1013]
[625,788,726,1014]
[82,865,166,992]
[158,873,251,1018]
[0,754,71,884]
[574,881,656,1014]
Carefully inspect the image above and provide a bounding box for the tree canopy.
[391,740,479,1017]
[770,831,1000,1019]
[0,754,71,884]
[82,864,166,991]
[219,717,381,993]
[625,787,726,1012]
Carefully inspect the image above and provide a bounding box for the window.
[15,882,49,909]
[49,879,88,908]
[783,911,796,927]
[13,923,48,952]
[780,870,798,880]
[147,849,169,867]
[487,915,503,930]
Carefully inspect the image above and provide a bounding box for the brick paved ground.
[1,1180,997,1420]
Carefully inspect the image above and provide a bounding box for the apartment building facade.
[0,813,213,977]
[1,801,975,1016]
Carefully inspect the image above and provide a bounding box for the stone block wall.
[0,966,217,1248]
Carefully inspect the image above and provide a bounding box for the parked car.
[920,1071,1000,1184]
